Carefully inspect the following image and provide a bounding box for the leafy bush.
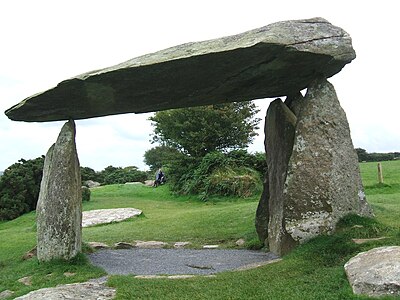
[170,151,263,199]
[0,157,44,220]
[81,167,100,182]
[102,166,147,185]
[81,186,91,201]
[207,166,262,198]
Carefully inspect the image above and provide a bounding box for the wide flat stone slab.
[88,249,279,275]
[82,208,142,227]
[5,18,355,122]
[15,278,115,300]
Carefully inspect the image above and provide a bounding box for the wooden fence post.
[377,162,384,184]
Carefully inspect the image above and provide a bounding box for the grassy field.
[0,161,399,299]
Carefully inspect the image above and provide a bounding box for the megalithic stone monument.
[259,78,373,256]
[4,17,372,258]
[36,120,82,262]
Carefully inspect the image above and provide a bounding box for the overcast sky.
[1,0,399,172]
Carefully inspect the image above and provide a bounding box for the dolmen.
[5,17,372,260]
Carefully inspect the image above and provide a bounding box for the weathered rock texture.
[36,120,82,262]
[15,278,115,300]
[264,98,297,255]
[257,78,373,256]
[82,208,142,227]
[5,18,355,122]
[344,246,400,297]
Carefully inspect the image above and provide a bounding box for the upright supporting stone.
[257,78,373,256]
[36,120,82,262]
[256,99,296,253]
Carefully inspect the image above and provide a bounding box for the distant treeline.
[356,148,400,162]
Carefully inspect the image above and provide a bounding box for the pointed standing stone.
[280,78,372,252]
[262,99,297,255]
[36,120,82,262]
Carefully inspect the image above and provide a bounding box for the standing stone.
[36,120,82,262]
[280,78,372,253]
[255,173,269,246]
[263,99,297,255]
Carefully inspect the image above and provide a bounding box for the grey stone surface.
[282,78,373,246]
[344,246,400,297]
[36,120,82,262]
[17,276,32,286]
[174,242,191,249]
[0,290,14,299]
[87,242,110,250]
[135,241,168,249]
[15,280,115,300]
[84,180,101,188]
[264,98,297,256]
[114,242,135,249]
[255,171,270,246]
[82,208,142,227]
[88,249,279,275]
[5,18,355,122]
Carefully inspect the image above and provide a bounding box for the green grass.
[360,160,400,228]
[83,184,258,247]
[0,161,399,299]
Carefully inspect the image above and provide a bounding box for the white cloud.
[1,0,399,171]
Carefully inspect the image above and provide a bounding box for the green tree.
[149,102,261,158]
[101,166,148,185]
[355,148,368,162]
[81,166,99,182]
[0,157,44,220]
[144,145,184,171]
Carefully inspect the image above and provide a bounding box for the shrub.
[170,151,264,199]
[0,157,44,220]
[207,166,262,197]
[103,166,147,185]
[81,186,91,201]
[81,167,99,182]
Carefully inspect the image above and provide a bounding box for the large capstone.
[257,78,373,256]
[36,120,82,262]
[5,18,355,122]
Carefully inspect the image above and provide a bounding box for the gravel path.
[88,249,279,275]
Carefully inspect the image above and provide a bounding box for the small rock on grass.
[17,276,32,286]
[87,242,110,250]
[235,239,246,246]
[203,245,219,249]
[114,242,135,249]
[0,290,14,299]
[135,241,168,249]
[174,242,191,249]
